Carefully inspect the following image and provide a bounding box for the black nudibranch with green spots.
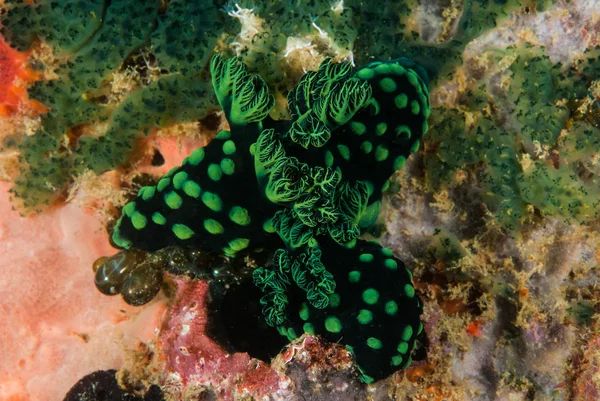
[108,54,430,382]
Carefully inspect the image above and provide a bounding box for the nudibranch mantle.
[108,54,430,382]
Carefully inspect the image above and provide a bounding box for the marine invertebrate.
[105,53,429,382]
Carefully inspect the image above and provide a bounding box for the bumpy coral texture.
[106,54,430,382]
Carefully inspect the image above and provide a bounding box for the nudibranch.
[98,54,430,382]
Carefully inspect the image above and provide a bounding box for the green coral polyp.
[106,55,428,383]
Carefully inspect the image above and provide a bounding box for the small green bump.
[362,288,379,305]
[359,253,374,263]
[379,77,397,92]
[216,130,230,139]
[382,180,390,192]
[204,219,224,234]
[152,212,166,225]
[381,248,393,257]
[401,325,413,341]
[303,322,315,335]
[262,218,275,233]
[357,68,374,80]
[164,191,183,209]
[393,155,407,170]
[229,237,250,251]
[397,342,409,354]
[401,356,412,369]
[360,141,373,154]
[417,322,424,335]
[172,171,188,190]
[287,327,297,340]
[390,63,406,75]
[391,355,404,366]
[385,258,398,270]
[329,293,341,308]
[348,271,361,283]
[406,268,413,281]
[410,100,420,115]
[172,223,195,240]
[221,158,235,175]
[367,337,383,349]
[350,121,367,135]
[325,316,342,333]
[299,303,310,321]
[157,178,170,192]
[406,70,420,87]
[376,122,387,136]
[374,64,393,74]
[404,283,415,298]
[249,143,256,156]
[375,145,389,162]
[222,140,236,155]
[394,93,408,109]
[410,140,420,153]
[365,181,374,196]
[337,144,350,161]
[187,148,205,166]
[122,202,136,217]
[229,206,251,226]
[385,300,398,315]
[202,191,222,212]
[395,125,411,139]
[357,309,373,325]
[325,150,334,167]
[131,211,147,230]
[140,186,155,201]
[277,326,287,336]
[182,180,201,198]
[165,166,178,177]
[208,164,222,181]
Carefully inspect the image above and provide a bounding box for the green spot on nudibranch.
[411,100,420,115]
[201,191,222,212]
[204,219,224,234]
[362,288,379,305]
[229,238,250,251]
[385,258,398,270]
[348,271,361,283]
[303,322,315,335]
[417,322,424,335]
[393,155,407,170]
[131,211,147,230]
[367,337,383,349]
[394,93,408,109]
[379,77,397,92]
[397,342,409,354]
[375,145,389,162]
[401,325,413,341]
[391,355,403,366]
[287,327,297,340]
[164,191,183,209]
[187,148,205,166]
[350,121,366,135]
[402,356,412,369]
[404,283,415,298]
[360,141,373,154]
[385,300,398,315]
[157,178,170,192]
[357,309,373,324]
[337,144,350,161]
[329,293,341,308]
[376,122,387,135]
[208,164,222,181]
[325,150,334,167]
[221,158,235,175]
[229,206,251,226]
[262,218,275,233]
[299,303,310,321]
[395,125,411,139]
[359,253,374,263]
[152,212,166,225]
[222,140,236,155]
[357,68,374,80]
[325,316,342,333]
[411,140,420,153]
[172,172,188,190]
[172,224,195,240]
[182,180,201,198]
[216,130,230,140]
[381,248,393,257]
[140,186,155,201]
[122,202,136,217]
